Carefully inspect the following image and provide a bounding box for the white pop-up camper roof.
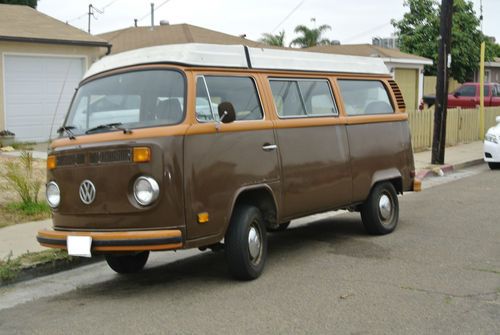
[84,43,390,79]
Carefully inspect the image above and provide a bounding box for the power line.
[343,21,392,43]
[67,0,120,23]
[271,0,306,33]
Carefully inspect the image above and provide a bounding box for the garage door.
[394,68,418,111]
[4,55,84,142]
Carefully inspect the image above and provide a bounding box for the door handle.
[262,144,277,151]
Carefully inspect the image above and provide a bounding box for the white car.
[484,116,500,170]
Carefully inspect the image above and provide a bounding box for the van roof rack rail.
[84,43,390,80]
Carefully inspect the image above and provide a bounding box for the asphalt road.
[0,165,499,334]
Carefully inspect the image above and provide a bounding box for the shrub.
[3,151,42,205]
[0,253,21,282]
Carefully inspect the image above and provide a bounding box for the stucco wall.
[0,41,107,132]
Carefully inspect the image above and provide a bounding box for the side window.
[269,80,305,117]
[298,81,337,115]
[456,85,476,97]
[337,80,394,116]
[269,79,337,117]
[195,75,263,121]
[494,85,500,97]
[195,77,216,122]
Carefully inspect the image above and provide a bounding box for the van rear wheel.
[225,205,267,280]
[105,251,149,274]
[361,182,399,235]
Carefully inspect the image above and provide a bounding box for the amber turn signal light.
[197,212,209,224]
[133,147,151,163]
[47,155,57,170]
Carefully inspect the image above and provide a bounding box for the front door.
[184,73,279,240]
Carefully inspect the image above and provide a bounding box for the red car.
[423,82,500,109]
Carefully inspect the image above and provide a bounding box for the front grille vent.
[89,149,132,164]
[57,154,85,166]
[388,80,406,112]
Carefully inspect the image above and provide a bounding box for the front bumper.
[484,140,500,162]
[37,229,183,252]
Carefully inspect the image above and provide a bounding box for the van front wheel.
[361,182,399,235]
[105,251,149,274]
[225,205,267,280]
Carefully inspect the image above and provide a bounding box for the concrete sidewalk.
[0,220,52,259]
[413,141,484,179]
[0,141,486,261]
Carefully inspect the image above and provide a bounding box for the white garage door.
[4,55,84,142]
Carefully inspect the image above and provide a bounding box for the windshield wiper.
[57,126,77,140]
[85,123,132,135]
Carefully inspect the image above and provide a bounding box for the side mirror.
[217,102,236,124]
[496,116,500,124]
[453,91,461,97]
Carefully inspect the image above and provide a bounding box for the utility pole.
[431,0,454,164]
[87,4,103,34]
[479,0,485,140]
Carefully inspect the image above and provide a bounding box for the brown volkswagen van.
[37,44,418,280]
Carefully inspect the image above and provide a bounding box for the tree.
[392,0,495,83]
[290,24,334,48]
[259,31,286,47]
[485,38,500,59]
[0,0,37,8]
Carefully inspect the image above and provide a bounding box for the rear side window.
[455,85,476,97]
[270,79,337,117]
[195,76,263,121]
[337,80,394,116]
[494,85,500,97]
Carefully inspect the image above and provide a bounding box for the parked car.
[423,82,500,109]
[484,116,500,169]
[36,44,418,280]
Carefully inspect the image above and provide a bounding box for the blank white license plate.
[67,236,92,258]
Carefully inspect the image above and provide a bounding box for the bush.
[3,151,42,205]
[6,202,50,216]
[0,253,21,282]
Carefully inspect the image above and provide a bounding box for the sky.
[37,0,500,45]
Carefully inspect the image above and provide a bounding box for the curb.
[0,255,103,287]
[416,158,485,181]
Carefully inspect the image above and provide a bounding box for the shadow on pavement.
[51,212,384,300]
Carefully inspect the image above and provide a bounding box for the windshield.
[64,70,185,135]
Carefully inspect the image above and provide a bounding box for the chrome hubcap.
[248,225,261,261]
[379,194,392,220]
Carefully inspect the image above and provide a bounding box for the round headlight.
[133,176,160,206]
[46,181,60,208]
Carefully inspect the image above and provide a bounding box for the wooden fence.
[408,106,500,151]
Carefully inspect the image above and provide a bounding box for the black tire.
[105,251,149,274]
[267,221,290,233]
[361,182,399,235]
[225,205,267,280]
[488,162,500,170]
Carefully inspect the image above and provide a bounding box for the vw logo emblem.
[79,180,96,205]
